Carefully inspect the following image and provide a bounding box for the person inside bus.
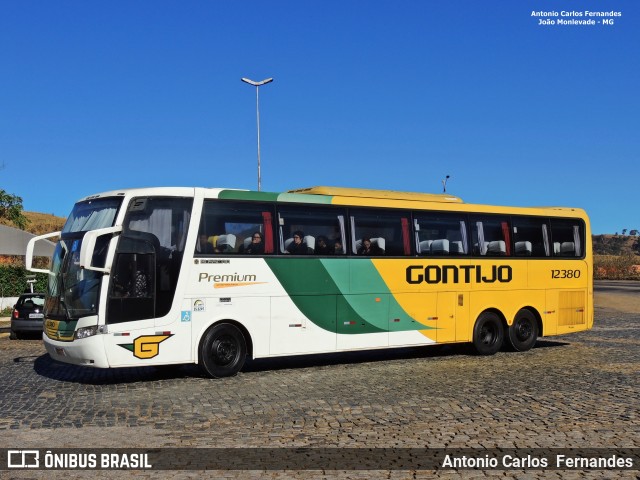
[287,231,308,255]
[315,235,332,255]
[245,232,265,255]
[113,259,150,298]
[358,237,383,256]
[334,239,344,254]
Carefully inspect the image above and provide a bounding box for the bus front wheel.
[199,323,247,378]
[472,312,504,355]
[506,309,538,352]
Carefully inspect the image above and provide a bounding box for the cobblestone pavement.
[0,303,638,479]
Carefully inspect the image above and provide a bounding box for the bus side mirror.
[26,231,61,274]
[79,226,123,273]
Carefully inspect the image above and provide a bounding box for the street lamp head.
[241,77,274,86]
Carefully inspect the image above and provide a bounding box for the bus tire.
[506,309,538,352]
[472,312,504,355]
[199,323,247,378]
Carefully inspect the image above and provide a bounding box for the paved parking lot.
[0,296,638,479]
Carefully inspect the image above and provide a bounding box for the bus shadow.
[31,339,570,384]
[243,344,464,373]
[242,339,571,374]
[533,339,571,349]
[33,354,199,385]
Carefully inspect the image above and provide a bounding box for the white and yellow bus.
[27,186,592,377]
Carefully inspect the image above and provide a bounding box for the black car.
[10,293,46,340]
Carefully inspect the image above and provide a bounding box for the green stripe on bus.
[276,193,333,204]
[218,190,280,202]
[264,258,433,334]
[217,190,333,204]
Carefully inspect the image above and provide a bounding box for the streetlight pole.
[442,175,451,193]
[241,77,273,191]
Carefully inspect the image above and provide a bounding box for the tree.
[0,189,28,229]
[622,229,628,236]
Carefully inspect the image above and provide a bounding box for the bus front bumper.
[43,334,110,368]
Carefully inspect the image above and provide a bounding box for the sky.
[1,1,638,234]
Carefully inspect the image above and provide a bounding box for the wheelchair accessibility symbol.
[181,311,192,323]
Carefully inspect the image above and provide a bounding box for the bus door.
[105,232,191,367]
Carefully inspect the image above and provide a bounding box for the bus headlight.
[75,326,99,339]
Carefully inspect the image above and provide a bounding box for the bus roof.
[287,186,463,203]
[72,186,587,221]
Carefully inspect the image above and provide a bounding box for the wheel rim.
[514,319,532,342]
[212,334,238,366]
[480,322,498,346]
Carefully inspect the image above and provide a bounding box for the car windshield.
[47,197,122,320]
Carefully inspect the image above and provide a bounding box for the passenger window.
[470,215,512,256]
[551,218,584,257]
[512,217,550,257]
[197,201,275,255]
[413,212,468,256]
[277,206,347,255]
[350,209,412,256]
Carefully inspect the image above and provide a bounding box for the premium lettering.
[406,265,512,285]
[198,272,257,283]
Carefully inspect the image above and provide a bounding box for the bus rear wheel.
[506,309,538,352]
[199,323,247,378]
[472,312,504,355]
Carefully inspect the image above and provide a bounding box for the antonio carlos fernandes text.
[442,454,634,469]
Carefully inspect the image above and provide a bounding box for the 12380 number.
[551,269,581,279]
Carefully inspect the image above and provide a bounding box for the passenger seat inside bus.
[431,239,449,255]
[450,241,464,254]
[515,241,532,256]
[216,234,236,252]
[419,240,433,255]
[371,237,385,254]
[486,240,506,256]
[560,242,575,256]
[304,235,315,254]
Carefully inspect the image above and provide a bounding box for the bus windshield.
[62,197,122,233]
[46,197,123,320]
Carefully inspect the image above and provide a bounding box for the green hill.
[593,234,640,256]
[0,211,66,236]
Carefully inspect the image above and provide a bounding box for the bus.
[26,186,593,378]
